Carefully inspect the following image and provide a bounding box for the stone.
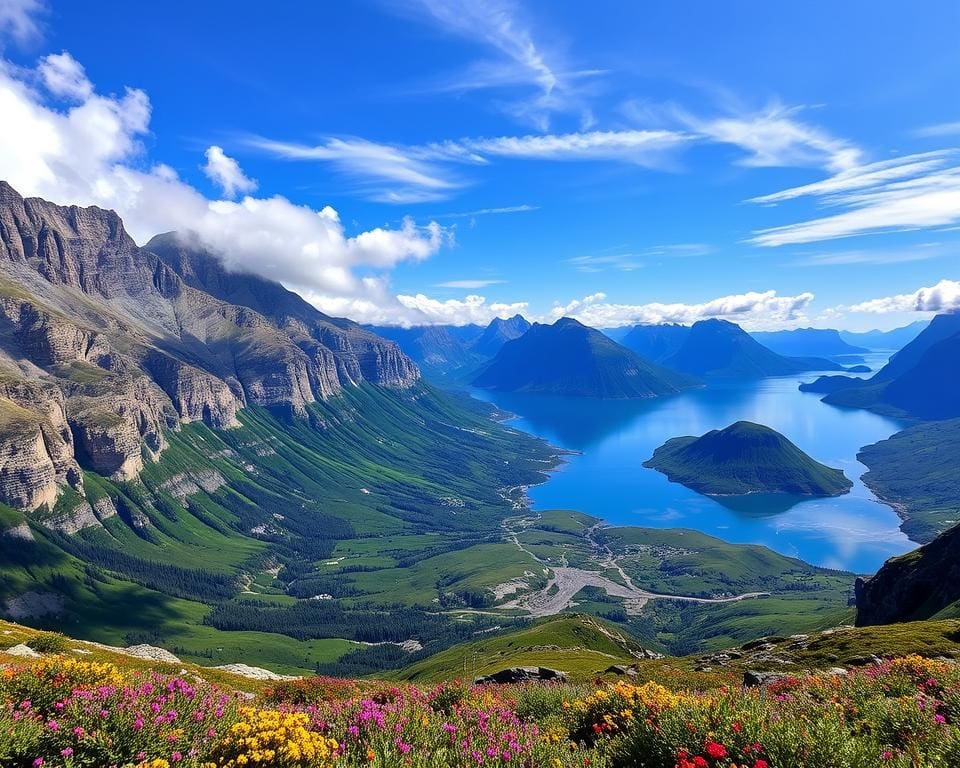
[743,670,788,688]
[3,643,41,658]
[474,667,567,685]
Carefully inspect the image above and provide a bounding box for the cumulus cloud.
[541,290,815,330]
[0,47,446,306]
[845,279,960,314]
[202,145,257,198]
[305,287,528,327]
[37,51,92,100]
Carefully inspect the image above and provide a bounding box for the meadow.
[3,641,960,767]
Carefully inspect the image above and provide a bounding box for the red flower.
[705,741,728,759]
[693,757,709,768]
[732,722,743,733]
[754,761,769,768]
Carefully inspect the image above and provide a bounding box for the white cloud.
[567,242,711,272]
[0,49,446,307]
[202,145,257,198]
[678,103,862,173]
[541,289,815,330]
[845,279,960,314]
[246,135,462,203]
[250,128,692,203]
[749,151,955,205]
[407,0,601,129]
[913,121,960,138]
[433,279,506,289]
[440,128,693,164]
[749,151,960,246]
[307,287,528,327]
[789,243,945,267]
[0,0,44,47]
[433,203,538,218]
[37,51,91,100]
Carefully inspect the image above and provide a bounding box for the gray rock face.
[0,181,423,513]
[474,666,568,685]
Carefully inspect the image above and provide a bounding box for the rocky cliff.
[856,524,960,625]
[0,181,420,511]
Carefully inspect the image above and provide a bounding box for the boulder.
[474,667,567,685]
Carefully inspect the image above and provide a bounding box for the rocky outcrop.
[142,351,242,428]
[856,524,960,625]
[0,182,425,511]
[0,398,62,509]
[146,232,419,389]
[474,667,567,685]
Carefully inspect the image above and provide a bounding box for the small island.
[643,421,853,497]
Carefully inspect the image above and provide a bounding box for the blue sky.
[0,0,958,329]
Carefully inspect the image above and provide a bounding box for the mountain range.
[839,321,929,351]
[656,319,845,378]
[750,328,868,359]
[804,313,960,420]
[644,421,852,497]
[472,317,700,398]
[367,314,530,379]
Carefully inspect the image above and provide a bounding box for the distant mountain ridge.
[619,323,689,362]
[661,319,845,378]
[751,328,868,358]
[840,321,928,351]
[470,314,531,357]
[472,317,700,398]
[644,420,853,497]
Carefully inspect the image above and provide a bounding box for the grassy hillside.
[858,418,960,542]
[643,421,853,497]
[0,383,557,675]
[393,614,646,682]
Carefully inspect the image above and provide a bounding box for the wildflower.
[705,741,727,759]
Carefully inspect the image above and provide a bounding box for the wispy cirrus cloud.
[245,135,464,203]
[678,103,862,173]
[248,128,692,202]
[749,150,960,246]
[567,242,710,273]
[403,0,603,129]
[789,243,946,267]
[433,278,506,289]
[0,0,45,47]
[913,121,960,138]
[432,203,539,219]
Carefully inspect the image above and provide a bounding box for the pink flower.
[171,752,183,762]
[32,760,43,767]
[936,714,947,724]
[47,720,60,731]
[60,748,74,758]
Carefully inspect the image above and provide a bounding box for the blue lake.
[472,354,916,574]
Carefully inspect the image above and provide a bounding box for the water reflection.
[472,355,915,573]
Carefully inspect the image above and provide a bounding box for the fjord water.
[472,354,914,574]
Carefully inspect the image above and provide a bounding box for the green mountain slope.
[858,418,960,542]
[393,614,647,682]
[473,317,700,398]
[643,421,852,496]
[821,313,960,420]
